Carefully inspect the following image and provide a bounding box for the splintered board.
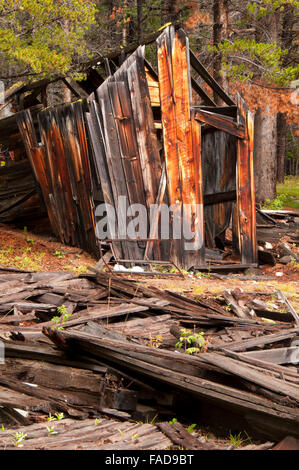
[157,27,205,269]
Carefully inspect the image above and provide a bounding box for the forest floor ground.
[0,215,298,311]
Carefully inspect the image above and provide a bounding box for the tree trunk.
[254,108,278,203]
[108,0,118,50]
[137,0,143,43]
[213,0,229,104]
[122,0,128,46]
[276,4,295,183]
[254,11,280,203]
[277,113,287,183]
[162,0,178,25]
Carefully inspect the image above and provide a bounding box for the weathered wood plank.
[195,109,246,139]
[236,94,257,264]
[189,49,235,106]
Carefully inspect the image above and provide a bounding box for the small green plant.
[94,419,102,425]
[290,259,299,269]
[186,423,197,434]
[229,430,252,447]
[73,265,89,274]
[0,424,7,431]
[229,431,244,447]
[10,432,27,447]
[176,328,207,355]
[51,306,72,330]
[148,334,163,348]
[26,238,34,245]
[57,304,67,316]
[169,418,178,425]
[47,413,56,422]
[47,412,64,422]
[145,414,158,425]
[46,426,58,437]
[137,414,159,426]
[54,250,64,259]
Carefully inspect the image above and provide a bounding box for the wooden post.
[236,94,257,264]
[157,26,205,269]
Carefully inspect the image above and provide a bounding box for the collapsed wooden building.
[0,26,257,270]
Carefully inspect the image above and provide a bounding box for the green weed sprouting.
[175,329,207,355]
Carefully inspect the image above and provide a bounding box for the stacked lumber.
[0,417,171,450]
[0,267,298,444]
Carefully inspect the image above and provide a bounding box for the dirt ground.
[0,221,298,311]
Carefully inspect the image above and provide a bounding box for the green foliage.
[186,423,197,433]
[47,412,65,422]
[10,431,27,447]
[290,259,299,269]
[175,328,207,355]
[278,170,299,208]
[247,0,299,18]
[210,38,299,86]
[168,418,178,425]
[229,430,253,447]
[148,334,163,348]
[137,414,159,425]
[208,0,299,86]
[261,193,289,209]
[57,304,67,316]
[51,305,72,330]
[0,0,96,79]
[46,426,58,437]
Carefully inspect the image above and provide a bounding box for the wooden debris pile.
[0,265,298,448]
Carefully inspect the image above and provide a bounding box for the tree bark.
[162,0,178,25]
[277,113,287,183]
[254,11,280,203]
[276,4,295,183]
[137,0,143,44]
[213,0,229,104]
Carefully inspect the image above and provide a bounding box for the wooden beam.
[189,49,235,106]
[236,94,257,264]
[195,109,246,139]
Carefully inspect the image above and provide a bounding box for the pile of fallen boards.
[256,208,299,267]
[0,265,298,450]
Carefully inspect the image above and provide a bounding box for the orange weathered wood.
[195,109,246,139]
[16,110,58,237]
[157,27,205,268]
[157,27,183,267]
[145,68,161,107]
[236,94,257,264]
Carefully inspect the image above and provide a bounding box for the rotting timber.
[0,26,257,270]
[0,267,298,446]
